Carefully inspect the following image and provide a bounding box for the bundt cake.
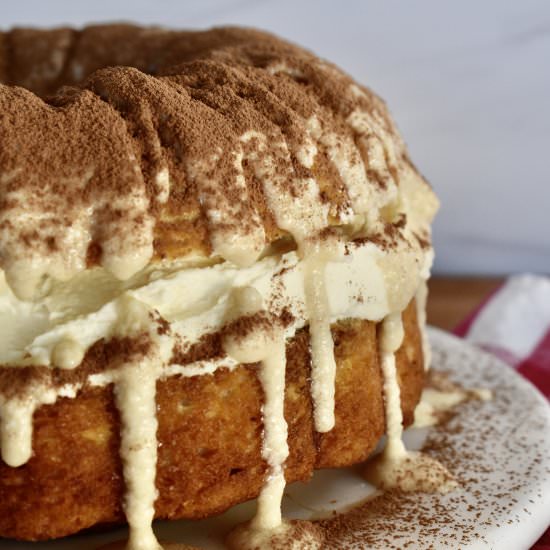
[0,24,439,548]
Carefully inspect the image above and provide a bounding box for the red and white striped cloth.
[452,274,550,549]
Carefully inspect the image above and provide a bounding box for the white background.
[2,0,549,275]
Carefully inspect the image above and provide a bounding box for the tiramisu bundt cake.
[0,24,440,549]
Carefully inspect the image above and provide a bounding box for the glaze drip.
[115,361,162,550]
[379,313,407,459]
[303,244,339,433]
[0,391,52,467]
[363,311,457,494]
[223,287,289,532]
[0,382,71,467]
[111,296,166,550]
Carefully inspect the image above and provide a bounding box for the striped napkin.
[452,274,550,549]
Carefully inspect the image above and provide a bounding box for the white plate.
[3,328,550,549]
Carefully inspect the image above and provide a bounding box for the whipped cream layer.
[0,237,430,372]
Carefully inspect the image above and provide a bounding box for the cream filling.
[0,240,425,368]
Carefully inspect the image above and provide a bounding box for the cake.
[0,24,439,548]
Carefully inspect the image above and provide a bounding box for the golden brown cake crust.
[0,302,423,541]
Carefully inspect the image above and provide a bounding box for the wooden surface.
[426,277,504,331]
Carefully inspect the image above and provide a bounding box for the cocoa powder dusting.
[0,334,153,399]
[0,23,428,287]
[316,347,550,547]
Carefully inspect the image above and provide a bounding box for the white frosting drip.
[111,296,170,550]
[228,522,291,550]
[413,375,493,429]
[307,115,371,221]
[190,149,266,268]
[364,310,458,494]
[115,363,162,550]
[252,340,288,530]
[0,393,45,467]
[303,244,339,433]
[222,287,289,531]
[0,382,72,467]
[0,400,36,467]
[240,131,328,243]
[0,181,91,300]
[345,113,399,213]
[379,313,407,460]
[415,246,434,372]
[227,519,323,550]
